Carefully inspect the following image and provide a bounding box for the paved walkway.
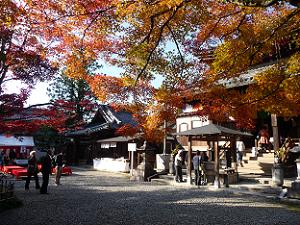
[1,167,300,225]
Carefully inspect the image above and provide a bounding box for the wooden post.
[187,136,192,184]
[271,114,280,151]
[214,141,220,188]
[231,138,237,172]
[163,120,167,155]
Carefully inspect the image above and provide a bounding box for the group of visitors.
[172,126,275,185]
[192,150,208,185]
[174,149,208,185]
[0,149,18,168]
[25,150,64,194]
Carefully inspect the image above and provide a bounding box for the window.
[110,142,117,148]
[101,143,110,149]
[192,120,202,128]
[179,123,188,132]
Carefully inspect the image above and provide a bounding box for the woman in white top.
[236,139,245,166]
[174,150,184,182]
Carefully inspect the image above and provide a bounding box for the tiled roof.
[65,105,137,136]
[174,123,252,137]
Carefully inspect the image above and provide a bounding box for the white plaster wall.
[176,115,210,132]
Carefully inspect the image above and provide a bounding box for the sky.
[27,82,50,105]
[13,42,176,106]
[24,62,164,107]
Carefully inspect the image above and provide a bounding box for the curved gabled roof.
[174,123,252,137]
[66,105,138,136]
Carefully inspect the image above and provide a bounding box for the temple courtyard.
[1,168,300,225]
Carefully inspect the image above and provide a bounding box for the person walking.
[25,151,40,191]
[192,151,202,186]
[174,150,184,182]
[54,152,64,185]
[236,138,245,167]
[40,150,52,194]
[258,126,270,151]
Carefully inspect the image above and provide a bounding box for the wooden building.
[65,105,140,165]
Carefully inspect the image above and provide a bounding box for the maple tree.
[0,0,60,133]
[47,72,99,130]
[10,0,300,136]
[192,0,300,129]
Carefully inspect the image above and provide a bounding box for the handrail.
[147,171,168,182]
[147,173,158,182]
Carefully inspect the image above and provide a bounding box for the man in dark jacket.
[40,150,52,194]
[25,151,40,190]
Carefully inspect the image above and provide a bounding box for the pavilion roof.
[174,123,252,137]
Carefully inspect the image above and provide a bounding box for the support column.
[271,114,280,151]
[231,138,237,172]
[163,120,167,155]
[187,136,192,184]
[214,141,220,188]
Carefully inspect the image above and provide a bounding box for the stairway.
[238,149,275,176]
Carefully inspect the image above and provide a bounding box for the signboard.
[128,143,137,152]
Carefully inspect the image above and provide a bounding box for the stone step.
[239,164,273,169]
[240,162,273,169]
[243,163,274,168]
[243,160,274,167]
[243,156,274,162]
[243,161,273,165]
[245,153,275,158]
[238,169,272,176]
[238,167,272,173]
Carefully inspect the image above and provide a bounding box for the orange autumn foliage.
[7,0,300,135]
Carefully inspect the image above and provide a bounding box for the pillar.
[163,120,167,155]
[271,114,280,151]
[231,138,237,171]
[187,136,193,184]
[214,141,220,188]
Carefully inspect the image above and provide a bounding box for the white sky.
[25,75,163,107]
[5,59,165,107]
[26,82,50,106]
[3,80,50,107]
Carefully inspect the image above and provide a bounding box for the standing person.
[40,150,52,194]
[200,152,208,185]
[25,151,40,191]
[9,149,17,165]
[54,152,64,185]
[0,151,5,170]
[192,151,202,186]
[202,152,209,162]
[174,150,184,182]
[258,126,270,151]
[236,138,245,167]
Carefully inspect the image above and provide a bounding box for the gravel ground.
[1,168,300,225]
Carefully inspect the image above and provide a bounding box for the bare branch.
[167,24,185,80]
[135,0,191,84]
[197,10,243,49]
[25,102,53,109]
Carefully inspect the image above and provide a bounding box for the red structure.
[0,135,35,167]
